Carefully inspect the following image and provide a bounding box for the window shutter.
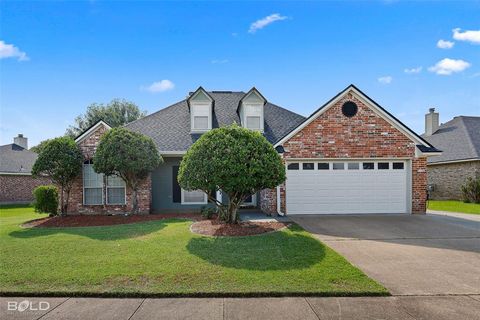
[172,166,181,203]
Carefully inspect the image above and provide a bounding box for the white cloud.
[248,13,288,33]
[436,39,454,49]
[378,76,393,84]
[0,40,29,61]
[404,66,422,74]
[141,80,175,93]
[211,59,229,64]
[428,58,471,75]
[453,28,480,44]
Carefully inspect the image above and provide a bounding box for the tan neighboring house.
[422,108,480,200]
[0,134,51,204]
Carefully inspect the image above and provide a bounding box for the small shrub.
[33,185,59,216]
[461,177,480,204]
[200,206,216,219]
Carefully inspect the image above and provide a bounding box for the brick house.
[0,134,51,204]
[67,85,440,215]
[422,109,480,200]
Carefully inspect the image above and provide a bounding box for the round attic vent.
[342,101,358,117]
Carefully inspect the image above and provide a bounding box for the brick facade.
[67,123,151,214]
[427,161,480,200]
[0,174,51,204]
[260,91,429,215]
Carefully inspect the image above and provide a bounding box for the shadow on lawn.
[8,219,179,241]
[187,225,326,271]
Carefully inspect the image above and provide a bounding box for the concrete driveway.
[291,213,480,295]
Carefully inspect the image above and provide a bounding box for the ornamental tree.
[93,127,162,214]
[178,124,286,224]
[32,137,83,215]
[66,99,146,137]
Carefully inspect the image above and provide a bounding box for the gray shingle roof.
[125,91,306,152]
[422,116,480,164]
[0,144,38,174]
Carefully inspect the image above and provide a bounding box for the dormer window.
[246,115,261,130]
[238,88,266,132]
[187,87,214,133]
[192,104,211,131]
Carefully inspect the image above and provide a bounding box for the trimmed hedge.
[33,185,59,215]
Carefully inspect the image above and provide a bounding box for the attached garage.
[286,160,410,214]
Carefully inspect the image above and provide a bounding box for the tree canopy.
[32,136,83,214]
[66,99,146,137]
[178,124,286,223]
[30,138,53,153]
[93,127,163,214]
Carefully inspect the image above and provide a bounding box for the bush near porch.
[0,205,387,297]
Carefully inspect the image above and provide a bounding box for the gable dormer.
[238,88,266,132]
[187,87,214,133]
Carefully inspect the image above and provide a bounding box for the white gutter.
[276,185,285,216]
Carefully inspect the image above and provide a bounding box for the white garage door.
[286,160,409,214]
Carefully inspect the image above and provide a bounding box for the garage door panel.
[286,160,408,215]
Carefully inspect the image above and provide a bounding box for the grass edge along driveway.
[0,205,387,297]
[428,200,480,215]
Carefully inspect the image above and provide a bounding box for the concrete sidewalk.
[2,295,480,320]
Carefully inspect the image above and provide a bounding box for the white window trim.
[82,163,104,206]
[241,103,264,132]
[190,102,212,133]
[181,188,208,205]
[106,176,127,205]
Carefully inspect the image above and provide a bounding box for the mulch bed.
[22,214,289,237]
[190,219,289,237]
[22,213,201,228]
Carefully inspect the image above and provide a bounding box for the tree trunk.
[131,187,139,215]
[64,188,71,216]
[60,185,65,216]
[226,198,241,224]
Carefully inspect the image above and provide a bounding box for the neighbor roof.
[0,144,38,174]
[124,91,306,152]
[422,116,480,164]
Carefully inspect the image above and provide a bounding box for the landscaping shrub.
[178,124,285,224]
[33,185,59,216]
[461,176,480,204]
[200,206,216,219]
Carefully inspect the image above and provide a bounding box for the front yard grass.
[428,200,480,215]
[0,205,387,297]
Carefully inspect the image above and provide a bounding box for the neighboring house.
[67,85,440,215]
[422,109,480,200]
[0,134,51,204]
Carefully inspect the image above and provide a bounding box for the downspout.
[276,185,285,216]
[275,144,286,216]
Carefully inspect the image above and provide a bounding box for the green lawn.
[0,205,386,297]
[428,200,480,215]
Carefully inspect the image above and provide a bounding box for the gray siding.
[151,157,259,213]
[151,157,214,213]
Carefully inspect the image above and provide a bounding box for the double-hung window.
[243,104,264,131]
[191,103,212,132]
[106,175,126,205]
[83,161,104,205]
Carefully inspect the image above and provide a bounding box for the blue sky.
[1,0,479,147]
